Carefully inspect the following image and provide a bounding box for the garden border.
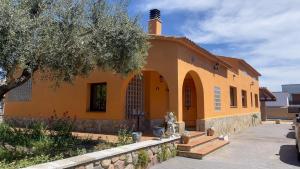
[24,136,180,169]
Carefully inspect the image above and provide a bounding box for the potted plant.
[207,127,215,136]
[181,131,190,144]
[153,124,165,139]
[132,132,142,143]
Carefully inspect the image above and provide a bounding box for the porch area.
[124,70,205,133]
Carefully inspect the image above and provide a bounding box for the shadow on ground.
[287,132,296,139]
[279,145,300,167]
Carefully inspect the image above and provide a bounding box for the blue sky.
[128,0,300,91]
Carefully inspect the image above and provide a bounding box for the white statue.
[165,112,177,137]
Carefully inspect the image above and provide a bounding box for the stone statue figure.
[165,112,177,137]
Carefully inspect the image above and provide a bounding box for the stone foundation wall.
[25,138,179,169]
[197,112,261,136]
[79,142,177,169]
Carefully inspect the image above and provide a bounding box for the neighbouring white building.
[265,84,300,120]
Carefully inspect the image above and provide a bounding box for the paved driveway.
[152,123,300,169]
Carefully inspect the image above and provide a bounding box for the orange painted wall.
[4,38,260,124]
[177,42,260,122]
[144,71,169,120]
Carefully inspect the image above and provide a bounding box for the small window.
[242,90,247,108]
[230,86,237,107]
[255,94,259,108]
[90,83,107,112]
[250,92,253,107]
[214,86,221,111]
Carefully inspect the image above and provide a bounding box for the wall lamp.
[213,63,220,71]
[159,75,164,83]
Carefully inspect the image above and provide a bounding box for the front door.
[182,76,197,129]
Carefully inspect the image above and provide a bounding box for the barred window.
[230,86,237,107]
[185,86,192,109]
[126,75,144,119]
[242,90,248,108]
[255,94,259,108]
[7,79,32,102]
[90,83,107,112]
[214,86,221,111]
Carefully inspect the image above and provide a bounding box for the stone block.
[85,163,94,169]
[151,146,159,154]
[147,149,154,160]
[114,160,125,169]
[132,152,138,165]
[101,159,112,168]
[112,157,119,163]
[125,153,133,164]
[93,166,104,169]
[108,164,115,169]
[124,164,134,169]
[119,154,126,161]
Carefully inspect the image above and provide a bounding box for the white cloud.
[143,0,300,91]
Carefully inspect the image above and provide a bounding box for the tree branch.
[0,66,38,101]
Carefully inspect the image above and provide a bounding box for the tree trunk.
[0,68,35,101]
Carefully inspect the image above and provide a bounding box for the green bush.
[117,128,133,146]
[28,122,48,140]
[137,150,149,168]
[157,144,170,162]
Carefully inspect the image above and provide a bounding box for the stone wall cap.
[23,137,180,169]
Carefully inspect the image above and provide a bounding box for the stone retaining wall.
[24,137,179,169]
[197,112,261,136]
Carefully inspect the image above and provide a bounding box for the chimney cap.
[150,9,161,20]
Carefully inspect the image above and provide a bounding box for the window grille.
[214,86,221,111]
[7,79,32,102]
[185,86,192,109]
[230,86,237,107]
[126,75,144,119]
[242,90,248,107]
[90,83,107,112]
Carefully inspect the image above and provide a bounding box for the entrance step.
[185,131,206,142]
[177,131,229,159]
[177,135,218,151]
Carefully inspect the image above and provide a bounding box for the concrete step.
[177,135,218,151]
[177,139,229,159]
[184,131,206,142]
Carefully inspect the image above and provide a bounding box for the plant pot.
[153,126,165,138]
[207,128,215,136]
[132,132,142,143]
[181,135,190,144]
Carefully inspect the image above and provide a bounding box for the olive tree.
[0,0,149,100]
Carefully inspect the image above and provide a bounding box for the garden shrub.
[157,144,170,162]
[137,150,149,168]
[117,128,133,146]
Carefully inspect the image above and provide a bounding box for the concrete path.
[152,124,300,169]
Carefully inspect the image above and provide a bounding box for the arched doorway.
[182,71,204,130]
[125,71,169,131]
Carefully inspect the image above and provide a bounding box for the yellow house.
[4,9,261,135]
